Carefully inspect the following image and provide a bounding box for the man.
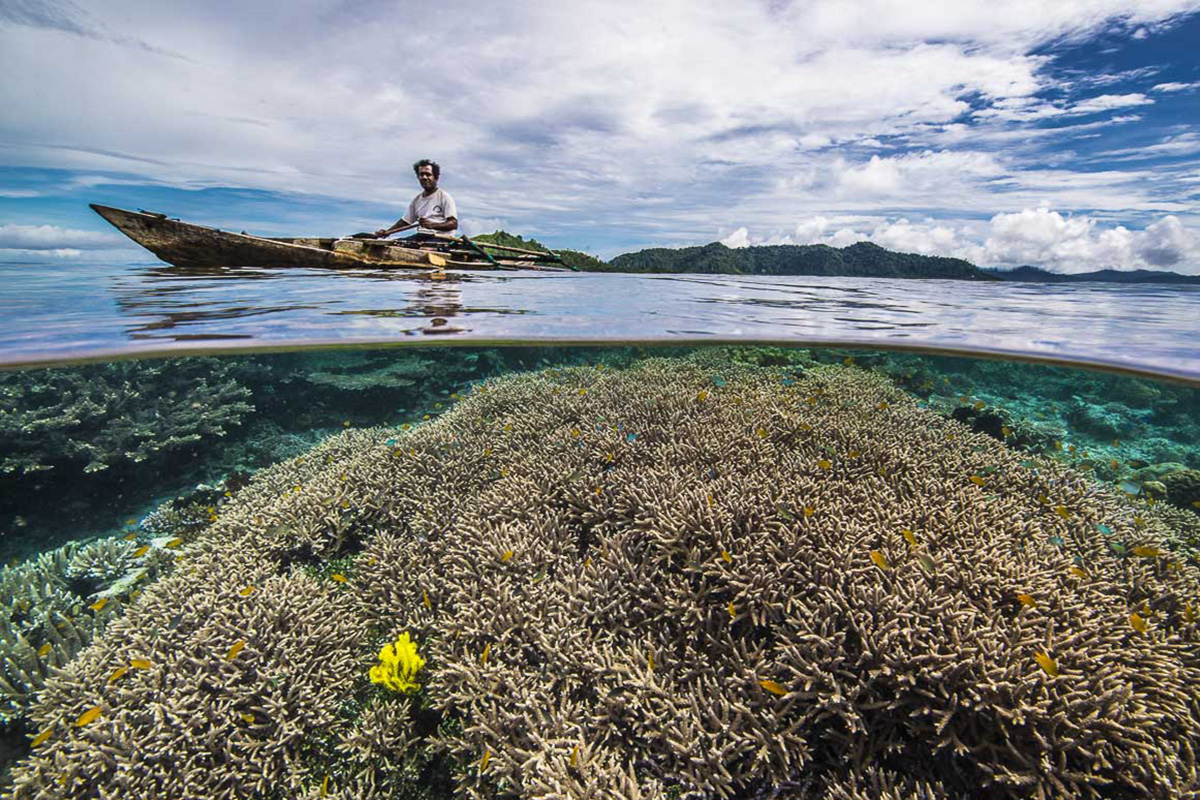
[374,160,458,238]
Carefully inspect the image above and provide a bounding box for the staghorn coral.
[0,357,253,477]
[8,356,1200,799]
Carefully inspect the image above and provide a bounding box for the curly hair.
[412,159,440,179]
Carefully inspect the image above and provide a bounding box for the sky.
[1,0,1199,272]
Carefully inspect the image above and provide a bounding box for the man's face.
[417,166,437,190]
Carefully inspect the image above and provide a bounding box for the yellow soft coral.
[369,632,425,693]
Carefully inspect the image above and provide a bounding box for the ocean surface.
[1,259,1198,799]
[1,261,1198,381]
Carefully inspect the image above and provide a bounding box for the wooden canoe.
[90,204,572,271]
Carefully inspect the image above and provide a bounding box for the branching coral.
[0,357,253,477]
[7,355,1199,800]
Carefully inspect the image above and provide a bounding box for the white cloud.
[0,223,122,249]
[1152,81,1200,92]
[720,227,752,249]
[782,208,1200,274]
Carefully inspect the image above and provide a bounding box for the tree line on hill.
[472,232,1200,283]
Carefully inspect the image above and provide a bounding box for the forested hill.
[605,241,998,280]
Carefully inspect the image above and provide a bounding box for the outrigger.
[90,205,574,271]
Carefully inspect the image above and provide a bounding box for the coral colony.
[4,354,1200,799]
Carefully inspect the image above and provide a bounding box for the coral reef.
[7,357,1200,799]
[0,357,253,478]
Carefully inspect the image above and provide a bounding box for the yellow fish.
[706,493,713,507]
[30,727,54,747]
[1110,459,1120,470]
[969,475,985,486]
[696,390,708,402]
[225,639,247,661]
[1001,426,1011,437]
[74,706,102,727]
[500,549,514,563]
[89,597,109,612]
[481,643,491,664]
[1131,546,1162,558]
[241,712,255,724]
[331,573,349,583]
[38,643,51,657]
[423,589,432,609]
[901,529,918,546]
[578,388,587,396]
[647,651,654,671]
[720,550,732,563]
[132,545,149,558]
[1054,505,1070,519]
[1017,594,1036,608]
[756,427,768,439]
[817,459,832,470]
[123,533,137,541]
[1185,602,1196,624]
[1069,566,1088,579]
[108,665,129,684]
[479,750,491,774]
[1036,493,1049,505]
[130,659,152,669]
[759,679,787,696]
[869,550,890,570]
[1133,516,1145,528]
[727,601,736,619]
[848,450,861,458]
[876,401,889,411]
[321,775,330,797]
[803,506,815,517]
[238,586,255,597]
[569,744,579,768]
[1034,652,1059,677]
[974,401,985,410]
[1130,612,1147,633]
[799,423,812,431]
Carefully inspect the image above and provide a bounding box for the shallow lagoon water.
[0,261,1198,799]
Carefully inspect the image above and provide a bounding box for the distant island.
[473,232,1200,284]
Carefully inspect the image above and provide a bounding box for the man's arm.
[375,219,418,238]
[418,216,458,232]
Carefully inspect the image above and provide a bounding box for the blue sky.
[1,0,1198,272]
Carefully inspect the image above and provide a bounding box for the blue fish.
[1095,523,1112,536]
[626,433,638,442]
[713,377,727,387]
[1048,536,1064,547]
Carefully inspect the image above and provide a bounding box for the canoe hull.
[89,205,521,270]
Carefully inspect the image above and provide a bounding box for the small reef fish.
[869,551,891,570]
[30,727,54,747]
[423,590,432,609]
[696,390,708,402]
[108,665,129,683]
[915,553,935,574]
[133,545,150,558]
[902,529,918,546]
[756,427,768,439]
[1119,480,1141,495]
[226,640,247,661]
[1130,612,1147,633]
[74,706,102,727]
[479,750,491,774]
[759,679,787,696]
[241,713,255,724]
[1034,652,1059,677]
[331,573,349,583]
[647,651,654,671]
[130,659,152,669]
[1131,546,1162,558]
[500,549,515,563]
[728,601,736,620]
[721,550,732,564]
[1002,426,1011,437]
[578,388,587,396]
[817,459,832,470]
[1054,505,1071,519]
[969,475,985,486]
[89,598,109,612]
[803,506,815,517]
[238,587,255,597]
[848,450,861,458]
[481,643,491,664]
[1185,603,1196,624]
[1017,595,1036,609]
[123,533,137,541]
[38,643,52,657]
[1069,567,1089,579]
[570,744,579,768]
[1110,459,1120,470]
[320,775,330,797]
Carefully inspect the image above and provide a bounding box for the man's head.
[413,159,440,191]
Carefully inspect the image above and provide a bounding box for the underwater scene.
[0,344,1198,800]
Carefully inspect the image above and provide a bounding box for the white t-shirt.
[402,188,458,233]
